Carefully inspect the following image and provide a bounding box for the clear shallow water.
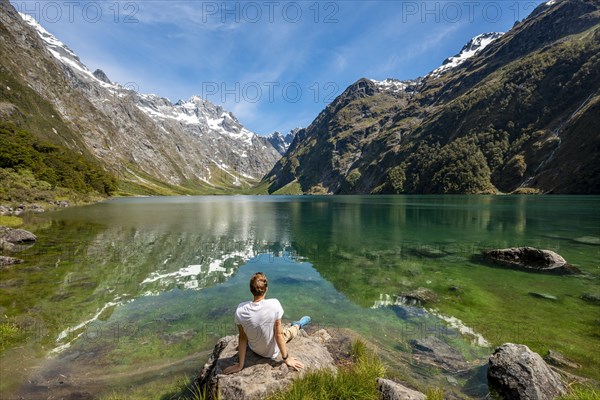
[1,195,598,398]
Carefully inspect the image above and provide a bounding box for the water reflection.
[2,195,598,398]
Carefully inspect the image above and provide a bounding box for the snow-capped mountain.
[430,32,504,77]
[266,129,299,155]
[265,0,600,195]
[367,33,504,97]
[14,11,281,190]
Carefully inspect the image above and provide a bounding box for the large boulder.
[376,378,426,400]
[0,226,37,244]
[409,336,468,372]
[482,247,579,274]
[196,329,337,400]
[488,343,567,399]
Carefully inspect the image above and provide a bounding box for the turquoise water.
[1,195,598,398]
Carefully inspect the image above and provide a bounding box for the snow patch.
[430,32,504,77]
[20,12,117,91]
[370,78,408,93]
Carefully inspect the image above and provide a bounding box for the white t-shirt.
[234,298,284,359]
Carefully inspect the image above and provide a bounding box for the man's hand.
[223,325,247,375]
[223,363,243,375]
[284,356,304,371]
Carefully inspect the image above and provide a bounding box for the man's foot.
[291,316,311,329]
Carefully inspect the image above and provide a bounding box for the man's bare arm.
[224,325,247,374]
[274,319,304,371]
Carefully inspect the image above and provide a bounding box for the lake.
[1,195,599,398]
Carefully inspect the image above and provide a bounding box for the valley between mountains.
[1,0,599,203]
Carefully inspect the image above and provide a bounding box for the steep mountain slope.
[264,0,600,194]
[0,1,281,195]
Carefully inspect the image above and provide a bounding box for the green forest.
[0,122,115,203]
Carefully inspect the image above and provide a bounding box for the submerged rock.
[0,255,24,267]
[488,343,567,399]
[161,329,196,345]
[544,350,580,369]
[409,336,468,372]
[482,247,579,274]
[0,278,24,287]
[580,293,600,304]
[573,236,600,245]
[397,287,438,306]
[412,245,447,259]
[196,329,337,400]
[528,292,558,301]
[376,378,426,400]
[0,226,37,244]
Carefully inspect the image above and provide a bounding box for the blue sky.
[13,0,545,135]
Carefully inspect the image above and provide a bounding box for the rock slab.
[0,226,37,244]
[376,378,426,400]
[488,343,567,400]
[482,247,579,274]
[397,287,438,306]
[196,329,336,400]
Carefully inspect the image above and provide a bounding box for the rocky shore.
[0,226,37,267]
[0,201,70,216]
[195,327,587,400]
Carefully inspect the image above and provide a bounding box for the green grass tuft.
[266,339,385,400]
[558,384,600,400]
[426,387,445,400]
[0,322,25,351]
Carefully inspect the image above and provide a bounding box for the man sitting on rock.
[224,272,311,374]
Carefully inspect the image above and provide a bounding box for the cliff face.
[0,0,281,194]
[264,0,600,194]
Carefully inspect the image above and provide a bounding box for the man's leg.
[282,324,300,343]
[282,316,311,343]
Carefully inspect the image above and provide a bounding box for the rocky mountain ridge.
[264,0,600,194]
[1,2,282,194]
[266,129,299,155]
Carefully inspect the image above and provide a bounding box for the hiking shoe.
[292,316,311,329]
